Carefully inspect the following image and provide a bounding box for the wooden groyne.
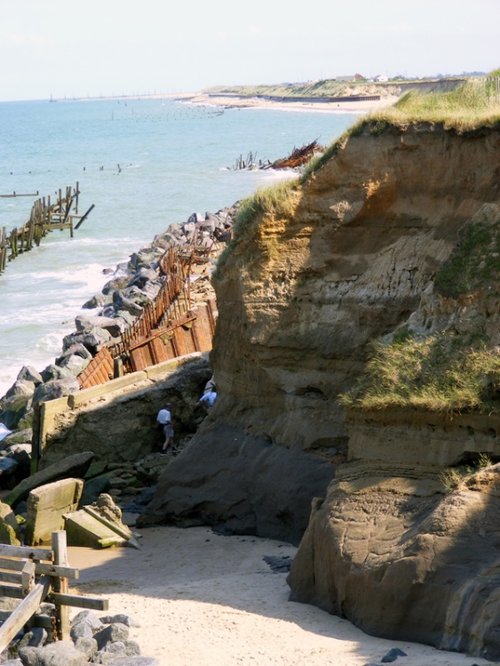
[77,242,219,389]
[0,183,94,275]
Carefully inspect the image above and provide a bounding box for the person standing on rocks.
[156,404,174,454]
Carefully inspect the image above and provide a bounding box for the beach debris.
[262,554,292,573]
[231,140,323,171]
[270,139,322,169]
[25,479,84,546]
[381,647,408,662]
[64,493,140,550]
[5,451,95,508]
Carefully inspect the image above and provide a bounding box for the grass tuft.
[340,334,500,414]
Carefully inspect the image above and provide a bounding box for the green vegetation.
[340,334,500,414]
[435,219,500,297]
[369,78,500,130]
[300,75,500,181]
[206,76,448,100]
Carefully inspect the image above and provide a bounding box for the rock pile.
[4,610,158,665]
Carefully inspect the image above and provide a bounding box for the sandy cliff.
[146,120,500,657]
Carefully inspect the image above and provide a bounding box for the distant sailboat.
[49,93,57,103]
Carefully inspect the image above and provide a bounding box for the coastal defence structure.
[0,184,94,274]
[76,244,218,388]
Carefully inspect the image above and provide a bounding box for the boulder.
[40,364,75,383]
[74,314,125,338]
[112,291,143,316]
[16,366,43,386]
[0,393,33,430]
[6,380,36,399]
[6,450,94,507]
[32,378,79,405]
[56,343,92,365]
[0,499,21,544]
[19,640,88,666]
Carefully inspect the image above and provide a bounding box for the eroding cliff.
[145,120,500,656]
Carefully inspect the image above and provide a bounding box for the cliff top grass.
[339,334,500,414]
[300,75,500,181]
[369,76,500,130]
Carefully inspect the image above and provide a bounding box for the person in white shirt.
[156,404,174,454]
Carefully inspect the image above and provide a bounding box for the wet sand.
[68,525,488,666]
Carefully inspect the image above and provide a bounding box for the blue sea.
[0,97,356,397]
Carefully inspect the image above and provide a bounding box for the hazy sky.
[1,0,498,101]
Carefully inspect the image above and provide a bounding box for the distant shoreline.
[182,92,400,114]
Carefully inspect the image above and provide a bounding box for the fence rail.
[0,531,107,651]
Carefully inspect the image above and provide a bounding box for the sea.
[0,97,356,399]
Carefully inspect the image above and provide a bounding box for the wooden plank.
[0,571,22,584]
[0,544,53,561]
[0,558,79,580]
[0,584,24,598]
[21,560,35,595]
[52,531,70,640]
[49,592,109,611]
[0,576,51,653]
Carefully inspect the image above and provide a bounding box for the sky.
[0,0,498,101]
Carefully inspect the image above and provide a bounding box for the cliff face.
[212,123,499,448]
[146,122,500,655]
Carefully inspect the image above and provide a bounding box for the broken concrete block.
[64,510,126,549]
[25,478,83,545]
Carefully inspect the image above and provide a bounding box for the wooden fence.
[0,183,94,275]
[0,531,108,651]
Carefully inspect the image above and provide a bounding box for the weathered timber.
[0,183,93,275]
[0,576,51,652]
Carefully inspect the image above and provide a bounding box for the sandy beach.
[68,526,489,666]
[183,92,401,115]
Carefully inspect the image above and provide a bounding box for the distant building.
[374,74,389,82]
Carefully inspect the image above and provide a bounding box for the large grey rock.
[32,378,79,405]
[141,422,334,545]
[74,636,98,659]
[112,291,143,316]
[6,450,94,507]
[62,328,111,354]
[74,314,125,338]
[93,622,129,650]
[19,640,88,666]
[6,380,36,399]
[56,343,92,365]
[0,393,33,430]
[17,366,43,386]
[40,364,75,383]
